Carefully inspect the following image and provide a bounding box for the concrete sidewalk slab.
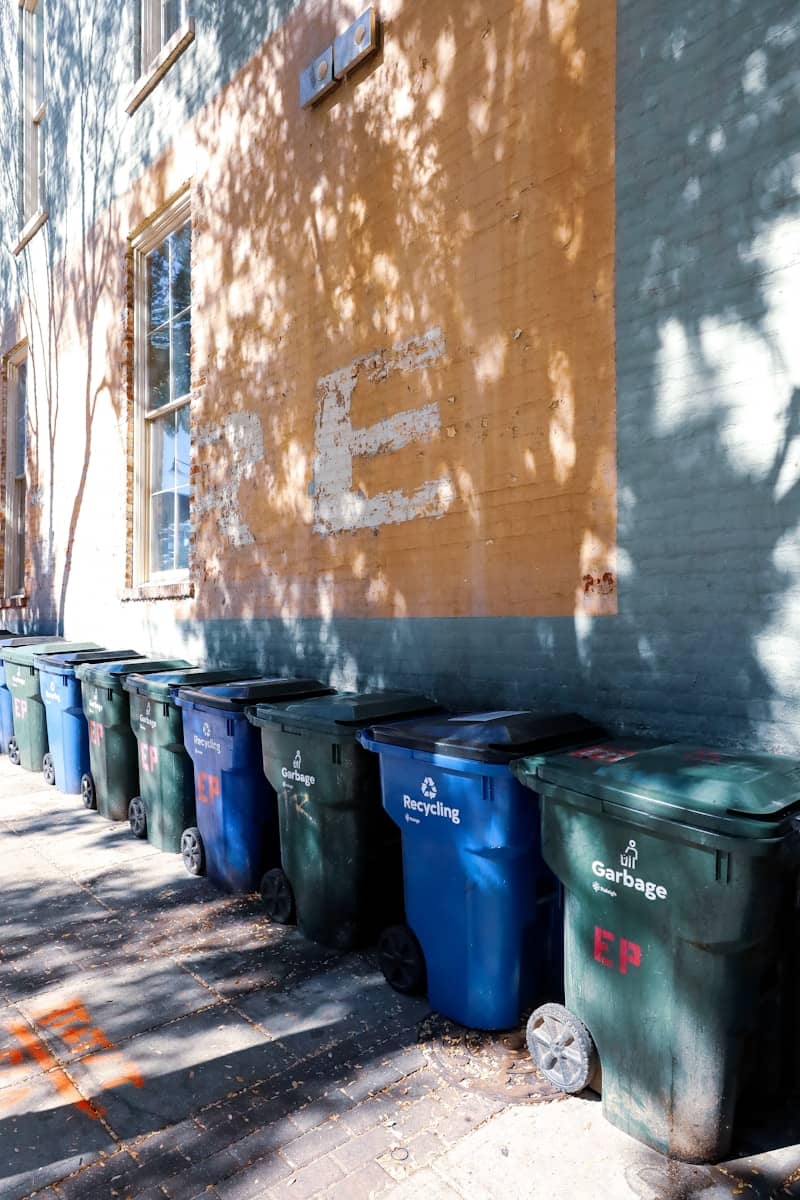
[0,1070,114,1199]
[69,1004,289,1140]
[17,958,218,1062]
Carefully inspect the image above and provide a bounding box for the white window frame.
[4,345,28,599]
[126,0,194,116]
[140,0,187,72]
[15,0,47,253]
[131,188,192,587]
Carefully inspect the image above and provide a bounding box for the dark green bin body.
[511,740,800,1163]
[2,642,98,771]
[77,658,190,820]
[125,668,244,852]
[248,691,439,950]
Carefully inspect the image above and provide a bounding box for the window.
[19,0,45,231]
[4,348,28,598]
[139,0,187,72]
[127,0,194,116]
[132,192,191,584]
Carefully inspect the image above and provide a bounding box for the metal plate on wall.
[300,45,336,108]
[333,7,377,78]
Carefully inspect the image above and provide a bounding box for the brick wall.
[1,0,799,753]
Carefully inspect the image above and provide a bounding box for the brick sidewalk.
[2,760,800,1200]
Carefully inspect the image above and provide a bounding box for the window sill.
[0,595,28,610]
[121,580,195,602]
[13,209,48,255]
[126,19,195,115]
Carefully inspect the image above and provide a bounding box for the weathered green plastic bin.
[2,641,98,771]
[123,667,245,852]
[247,690,439,950]
[0,636,63,755]
[511,739,800,1163]
[77,657,190,818]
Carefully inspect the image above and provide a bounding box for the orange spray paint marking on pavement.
[0,999,144,1118]
[4,1020,101,1117]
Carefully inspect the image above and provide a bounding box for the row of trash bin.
[1,631,799,1165]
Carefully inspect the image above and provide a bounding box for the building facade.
[0,0,798,751]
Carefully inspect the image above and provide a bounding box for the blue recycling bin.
[358,710,603,1030]
[176,677,330,891]
[0,635,58,754]
[36,648,142,793]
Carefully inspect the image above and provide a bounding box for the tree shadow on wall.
[173,0,621,701]
[176,1,800,755]
[0,0,163,634]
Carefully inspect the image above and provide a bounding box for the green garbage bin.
[511,739,800,1163]
[76,657,190,818]
[0,636,64,755]
[247,690,439,950]
[123,667,246,852]
[2,641,99,771]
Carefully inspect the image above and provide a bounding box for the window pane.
[33,4,43,109]
[162,0,182,44]
[150,411,176,494]
[15,363,27,478]
[13,477,25,595]
[172,310,191,402]
[147,326,171,410]
[170,222,191,317]
[146,244,170,330]
[175,403,190,488]
[150,491,175,574]
[176,490,190,570]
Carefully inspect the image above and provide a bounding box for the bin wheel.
[42,753,56,786]
[260,869,296,925]
[526,1003,598,1095]
[8,738,20,766]
[80,774,96,810]
[128,797,147,839]
[378,924,426,996]
[181,827,205,877]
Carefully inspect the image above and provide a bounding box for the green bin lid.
[123,666,246,702]
[248,690,439,736]
[76,658,191,686]
[1,641,100,667]
[177,677,332,712]
[35,649,142,672]
[522,739,800,836]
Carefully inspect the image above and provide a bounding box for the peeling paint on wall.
[194,412,265,547]
[312,326,454,535]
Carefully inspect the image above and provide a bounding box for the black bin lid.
[177,677,332,712]
[123,667,246,702]
[363,709,604,764]
[249,690,440,734]
[35,649,142,671]
[0,636,63,648]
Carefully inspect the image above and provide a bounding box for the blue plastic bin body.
[0,659,13,755]
[179,701,270,892]
[37,650,140,793]
[358,710,603,1030]
[177,678,328,893]
[358,737,547,1028]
